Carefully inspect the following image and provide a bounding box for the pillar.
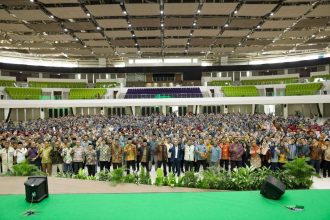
[252,104,255,114]
[224,105,228,114]
[24,108,27,122]
[161,105,166,115]
[132,106,136,116]
[283,104,288,119]
[72,107,76,116]
[40,108,45,119]
[319,103,324,117]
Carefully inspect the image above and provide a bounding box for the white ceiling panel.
[74,32,104,40]
[97,19,128,29]
[307,5,330,17]
[164,38,188,46]
[47,7,88,19]
[273,6,311,18]
[0,24,32,32]
[261,20,295,29]
[164,29,191,37]
[126,4,160,16]
[164,3,198,15]
[86,4,123,17]
[236,4,276,17]
[193,29,219,37]
[135,30,161,38]
[10,10,51,21]
[0,9,16,20]
[201,3,238,15]
[104,30,132,38]
[221,30,250,37]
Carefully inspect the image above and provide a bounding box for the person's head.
[17,142,23,149]
[88,144,93,150]
[31,142,36,148]
[84,135,89,141]
[76,140,81,147]
[127,138,132,144]
[64,138,68,144]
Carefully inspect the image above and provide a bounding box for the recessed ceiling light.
[43,32,48,35]
[312,35,315,37]
[224,24,229,27]
[234,10,237,14]
[257,25,260,28]
[64,28,68,32]
[197,10,201,14]
[9,38,12,41]
[135,43,138,46]
[30,0,34,2]
[247,35,250,38]
[86,13,90,17]
[270,12,274,16]
[128,24,131,28]
[84,45,87,48]
[231,50,234,53]
[75,38,79,41]
[185,50,188,53]
[193,22,196,26]
[187,42,190,45]
[49,15,54,19]
[161,23,164,27]
[160,10,163,14]
[123,11,127,15]
[55,41,58,44]
[132,34,135,37]
[189,33,193,36]
[96,26,101,30]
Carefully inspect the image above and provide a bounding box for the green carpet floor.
[0,190,329,220]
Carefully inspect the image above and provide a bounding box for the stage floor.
[0,190,329,220]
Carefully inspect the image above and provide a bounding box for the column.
[283,104,288,119]
[132,106,136,116]
[40,108,45,119]
[24,108,27,122]
[72,107,76,116]
[161,105,166,115]
[224,105,228,114]
[252,104,255,114]
[39,72,43,78]
[319,103,324,117]
[4,108,10,121]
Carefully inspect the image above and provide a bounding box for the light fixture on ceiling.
[43,32,48,35]
[132,34,135,37]
[54,41,58,44]
[64,28,68,32]
[231,50,234,53]
[272,40,275,43]
[197,10,201,14]
[238,43,241,46]
[234,10,237,14]
[9,38,13,42]
[135,43,138,46]
[75,38,79,41]
[86,13,91,17]
[96,26,101,30]
[49,15,54,19]
[193,22,196,26]
[312,35,315,37]
[68,19,75,22]
[224,24,229,27]
[270,12,274,16]
[84,45,87,48]
[187,42,190,45]
[128,24,131,28]
[160,10,163,14]
[257,25,261,29]
[189,33,192,36]
[30,0,34,2]
[123,11,127,15]
[161,23,164,27]
[247,35,250,38]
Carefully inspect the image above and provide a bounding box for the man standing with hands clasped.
[169,139,182,176]
[124,138,136,174]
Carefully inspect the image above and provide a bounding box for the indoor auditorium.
[0,0,330,220]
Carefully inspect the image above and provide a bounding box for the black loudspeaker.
[24,176,49,203]
[284,104,287,108]
[260,175,285,200]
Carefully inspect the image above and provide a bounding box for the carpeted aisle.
[0,190,329,220]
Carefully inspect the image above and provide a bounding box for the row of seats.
[285,83,323,96]
[310,74,330,82]
[0,80,15,87]
[125,88,202,99]
[29,81,87,88]
[69,88,107,99]
[207,81,232,86]
[5,87,42,100]
[222,86,259,97]
[95,82,119,88]
[241,77,299,85]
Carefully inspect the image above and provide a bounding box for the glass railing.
[1,90,328,100]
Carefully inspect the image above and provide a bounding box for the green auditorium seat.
[222,86,259,97]
[241,77,299,85]
[29,81,87,88]
[0,80,15,87]
[285,83,322,96]
[207,81,232,86]
[69,88,107,99]
[5,87,42,100]
[95,82,119,88]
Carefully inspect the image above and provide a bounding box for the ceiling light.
[68,19,75,22]
[75,38,79,41]
[86,13,90,17]
[160,10,163,14]
[132,34,135,37]
[187,42,190,45]
[19,71,22,73]
[238,43,241,46]
[123,11,127,15]
[184,50,188,53]
[128,24,131,28]
[224,24,229,27]
[272,40,275,43]
[312,35,315,37]
[257,25,260,28]
[96,26,101,30]
[189,33,193,36]
[161,23,164,27]
[234,10,237,14]
[270,12,274,16]
[54,41,58,44]
[193,22,196,26]
[49,15,54,19]
[64,28,68,32]
[9,38,12,42]
[231,50,234,53]
[197,10,201,14]
[84,45,87,48]
[247,35,250,38]
[30,0,34,2]
[135,43,138,46]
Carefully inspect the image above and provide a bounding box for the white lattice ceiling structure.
[0,0,329,62]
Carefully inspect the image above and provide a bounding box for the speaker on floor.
[260,175,285,200]
[24,176,49,203]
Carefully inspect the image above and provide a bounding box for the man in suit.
[139,139,151,172]
[157,138,168,176]
[169,139,183,176]
[124,138,137,174]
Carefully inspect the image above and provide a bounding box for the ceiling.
[0,0,329,63]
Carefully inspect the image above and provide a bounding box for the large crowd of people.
[0,113,330,178]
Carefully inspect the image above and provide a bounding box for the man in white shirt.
[184,139,195,172]
[0,141,16,174]
[16,142,27,164]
